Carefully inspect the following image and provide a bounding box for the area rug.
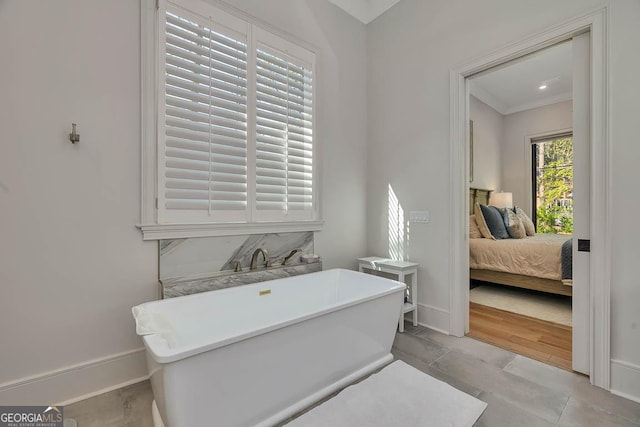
[286,361,487,427]
[470,284,572,326]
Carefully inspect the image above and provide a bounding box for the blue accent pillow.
[479,204,510,239]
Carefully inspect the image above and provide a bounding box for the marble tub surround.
[159,232,314,281]
[160,261,322,298]
[221,232,313,271]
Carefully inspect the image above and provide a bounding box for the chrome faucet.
[250,248,271,270]
[233,260,242,272]
[281,249,302,265]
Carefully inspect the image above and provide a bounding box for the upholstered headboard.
[469,188,492,215]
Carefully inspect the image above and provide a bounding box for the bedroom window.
[140,0,319,238]
[531,134,573,234]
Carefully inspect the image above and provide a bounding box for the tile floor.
[65,323,640,426]
[65,380,154,427]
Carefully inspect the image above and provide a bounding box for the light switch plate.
[410,211,429,223]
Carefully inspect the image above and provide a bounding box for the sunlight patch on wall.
[388,184,408,260]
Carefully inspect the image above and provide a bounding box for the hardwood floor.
[467,302,573,371]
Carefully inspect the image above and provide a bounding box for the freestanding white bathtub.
[132,268,405,427]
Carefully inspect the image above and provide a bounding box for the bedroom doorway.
[456,27,591,374]
[466,41,577,367]
[450,9,610,388]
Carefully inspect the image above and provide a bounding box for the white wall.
[501,101,573,215]
[366,0,640,399]
[0,0,368,404]
[469,95,503,191]
[0,0,156,404]
[608,0,640,402]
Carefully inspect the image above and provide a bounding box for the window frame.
[530,131,573,231]
[138,0,323,240]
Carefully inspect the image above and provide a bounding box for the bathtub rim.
[137,269,405,364]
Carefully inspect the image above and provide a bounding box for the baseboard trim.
[57,376,150,406]
[610,359,640,403]
[417,322,449,336]
[610,389,640,405]
[0,348,148,406]
[417,303,450,335]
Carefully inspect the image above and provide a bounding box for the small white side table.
[357,257,419,333]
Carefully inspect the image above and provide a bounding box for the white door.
[572,32,590,375]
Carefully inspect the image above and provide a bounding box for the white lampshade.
[490,192,513,209]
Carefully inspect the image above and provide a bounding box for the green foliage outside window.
[534,137,573,234]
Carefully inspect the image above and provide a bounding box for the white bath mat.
[286,360,487,427]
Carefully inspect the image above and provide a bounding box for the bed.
[469,188,572,296]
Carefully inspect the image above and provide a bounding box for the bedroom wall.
[0,0,367,404]
[469,95,504,192]
[501,100,573,216]
[366,0,640,400]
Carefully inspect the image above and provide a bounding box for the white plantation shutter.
[156,1,316,225]
[254,32,315,221]
[159,4,249,223]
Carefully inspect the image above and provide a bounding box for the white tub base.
[259,354,392,426]
[150,354,392,427]
[135,269,404,426]
[151,400,165,427]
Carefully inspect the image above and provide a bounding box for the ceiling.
[327,0,402,24]
[469,41,573,115]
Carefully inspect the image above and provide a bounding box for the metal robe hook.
[69,123,80,144]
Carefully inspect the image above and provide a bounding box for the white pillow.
[514,206,535,236]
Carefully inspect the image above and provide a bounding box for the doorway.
[449,9,610,388]
[465,41,578,371]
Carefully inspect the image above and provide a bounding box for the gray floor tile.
[474,391,556,427]
[392,348,482,397]
[432,349,569,424]
[392,330,449,364]
[558,397,640,427]
[505,356,640,424]
[120,381,154,427]
[416,327,516,369]
[504,355,589,392]
[399,320,427,336]
[65,381,154,427]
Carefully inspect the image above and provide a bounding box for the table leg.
[411,271,418,326]
[398,271,406,332]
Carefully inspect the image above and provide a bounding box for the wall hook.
[69,123,80,144]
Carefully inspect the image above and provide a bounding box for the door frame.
[449,7,610,389]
